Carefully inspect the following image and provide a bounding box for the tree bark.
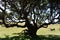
[25,19,38,37]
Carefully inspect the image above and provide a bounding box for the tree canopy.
[0,0,60,36]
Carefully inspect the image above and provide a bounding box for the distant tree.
[0,0,60,37]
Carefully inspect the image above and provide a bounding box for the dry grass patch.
[0,25,27,38]
[37,24,60,35]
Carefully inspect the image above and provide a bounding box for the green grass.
[0,24,60,40]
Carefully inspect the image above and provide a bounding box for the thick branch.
[0,7,5,12]
[38,22,51,28]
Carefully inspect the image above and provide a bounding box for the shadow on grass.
[0,30,60,40]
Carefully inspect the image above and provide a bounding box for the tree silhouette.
[0,0,60,37]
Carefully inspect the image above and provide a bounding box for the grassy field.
[0,25,27,38]
[37,24,60,35]
[0,24,60,40]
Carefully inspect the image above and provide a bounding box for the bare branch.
[0,7,5,12]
